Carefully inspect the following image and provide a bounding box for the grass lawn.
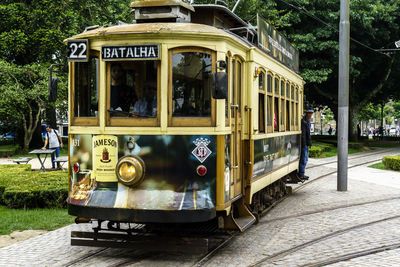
[311,141,369,158]
[0,206,74,235]
[368,162,386,170]
[366,142,400,148]
[369,161,400,172]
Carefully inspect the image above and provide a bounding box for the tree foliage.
[0,60,48,150]
[0,0,131,147]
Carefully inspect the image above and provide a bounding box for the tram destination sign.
[257,14,299,73]
[67,39,89,62]
[102,45,159,60]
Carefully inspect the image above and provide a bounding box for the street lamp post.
[338,0,350,191]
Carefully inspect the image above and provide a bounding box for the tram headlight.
[115,155,145,187]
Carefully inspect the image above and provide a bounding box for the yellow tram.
[66,0,304,234]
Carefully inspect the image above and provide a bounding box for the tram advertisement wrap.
[68,135,217,211]
[252,134,300,179]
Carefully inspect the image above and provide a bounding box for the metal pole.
[337,0,350,191]
[232,0,242,13]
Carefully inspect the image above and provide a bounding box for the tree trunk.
[22,103,42,151]
[349,106,360,142]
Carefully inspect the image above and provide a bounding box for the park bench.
[54,156,68,170]
[13,157,33,164]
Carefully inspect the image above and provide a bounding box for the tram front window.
[109,61,157,118]
[172,51,212,117]
[74,57,99,117]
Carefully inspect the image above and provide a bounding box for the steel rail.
[191,232,238,267]
[62,247,109,267]
[248,215,400,267]
[301,243,400,267]
[259,195,400,225]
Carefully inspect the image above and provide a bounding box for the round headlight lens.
[116,156,145,187]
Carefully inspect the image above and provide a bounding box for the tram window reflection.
[109,61,158,118]
[172,52,212,117]
[74,57,99,117]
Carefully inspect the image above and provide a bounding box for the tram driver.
[110,63,136,113]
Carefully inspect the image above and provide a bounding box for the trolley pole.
[337,0,350,191]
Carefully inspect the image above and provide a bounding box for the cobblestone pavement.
[1,147,400,266]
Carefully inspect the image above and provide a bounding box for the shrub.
[0,144,19,157]
[348,142,363,149]
[309,146,322,158]
[382,155,400,171]
[0,164,68,208]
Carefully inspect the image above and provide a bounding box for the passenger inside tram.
[109,61,157,118]
[133,81,157,117]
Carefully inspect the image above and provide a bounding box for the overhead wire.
[276,0,391,57]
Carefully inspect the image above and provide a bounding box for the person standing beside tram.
[42,124,63,169]
[298,108,313,181]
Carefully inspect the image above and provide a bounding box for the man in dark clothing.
[298,108,313,180]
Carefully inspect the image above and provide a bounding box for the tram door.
[231,59,243,198]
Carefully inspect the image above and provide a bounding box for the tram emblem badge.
[101,148,111,163]
[192,138,212,163]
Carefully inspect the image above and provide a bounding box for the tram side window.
[286,82,290,130]
[109,61,158,118]
[290,85,295,128]
[172,52,212,117]
[266,74,273,132]
[74,57,99,117]
[274,77,279,132]
[295,87,299,128]
[258,71,265,133]
[280,80,285,130]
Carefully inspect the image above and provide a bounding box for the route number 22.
[67,40,88,61]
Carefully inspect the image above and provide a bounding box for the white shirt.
[46,129,60,148]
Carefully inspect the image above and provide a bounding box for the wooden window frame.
[285,81,290,131]
[71,50,100,126]
[290,83,294,130]
[168,47,216,127]
[258,69,266,134]
[273,75,280,132]
[280,78,285,131]
[106,60,161,127]
[235,57,243,119]
[295,86,299,130]
[225,54,231,127]
[266,72,273,133]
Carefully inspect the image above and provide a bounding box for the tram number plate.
[67,40,89,61]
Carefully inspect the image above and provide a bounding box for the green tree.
[0,60,48,150]
[322,108,334,125]
[0,0,132,147]
[272,0,400,141]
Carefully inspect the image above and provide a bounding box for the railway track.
[63,149,397,267]
[248,215,400,267]
[191,150,397,267]
[259,195,400,225]
[301,242,400,267]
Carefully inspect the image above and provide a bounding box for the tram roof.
[66,22,246,44]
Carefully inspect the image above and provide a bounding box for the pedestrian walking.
[298,108,313,181]
[42,124,63,169]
